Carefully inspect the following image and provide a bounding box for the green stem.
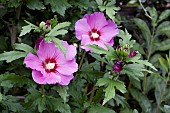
[89,85,97,102]
[78,51,86,70]
[41,85,44,96]
[144,26,155,93]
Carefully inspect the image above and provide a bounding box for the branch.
[138,0,152,19]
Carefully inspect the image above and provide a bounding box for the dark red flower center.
[89,29,101,41]
[42,58,58,73]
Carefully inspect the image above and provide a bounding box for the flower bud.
[73,43,78,48]
[44,20,51,32]
[39,21,46,29]
[129,51,138,58]
[113,60,123,74]
[39,21,51,33]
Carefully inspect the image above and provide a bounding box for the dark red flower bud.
[45,20,51,28]
[129,51,138,58]
[113,60,123,74]
[36,37,43,50]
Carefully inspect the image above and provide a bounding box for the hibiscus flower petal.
[81,35,93,45]
[106,39,114,46]
[84,12,108,30]
[75,18,91,40]
[44,72,61,84]
[100,20,119,42]
[58,73,74,85]
[37,40,60,61]
[62,41,77,60]
[32,70,46,84]
[56,59,78,75]
[24,52,43,71]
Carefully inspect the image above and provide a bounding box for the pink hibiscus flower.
[24,40,78,85]
[75,12,119,51]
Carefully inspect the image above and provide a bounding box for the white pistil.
[91,32,99,39]
[46,63,55,70]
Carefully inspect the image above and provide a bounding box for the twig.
[78,51,86,70]
[41,85,44,96]
[138,0,152,19]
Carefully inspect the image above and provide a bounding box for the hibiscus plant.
[0,0,170,113]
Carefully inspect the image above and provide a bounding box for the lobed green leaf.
[46,22,71,37]
[0,51,27,63]
[26,0,45,10]
[14,43,35,53]
[44,0,71,16]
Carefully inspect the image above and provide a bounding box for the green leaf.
[38,97,46,112]
[0,73,34,88]
[164,105,170,113]
[122,63,145,81]
[98,1,119,21]
[96,78,110,87]
[0,93,3,102]
[156,21,170,38]
[52,85,68,103]
[25,88,46,112]
[89,53,108,64]
[45,36,67,56]
[88,103,116,113]
[106,6,120,21]
[159,57,169,72]
[0,51,27,63]
[120,108,138,113]
[86,44,108,54]
[7,0,22,8]
[129,77,141,90]
[47,29,68,37]
[2,95,24,112]
[19,20,38,37]
[153,75,167,106]
[133,43,145,55]
[96,78,127,105]
[118,29,135,49]
[148,7,158,26]
[98,6,119,21]
[129,88,151,113]
[155,39,170,51]
[55,102,71,113]
[70,0,95,10]
[105,44,116,60]
[44,0,71,16]
[114,94,130,108]
[26,0,45,10]
[133,18,151,46]
[103,82,116,105]
[136,60,157,71]
[46,22,71,37]
[96,0,103,5]
[158,10,170,23]
[14,43,34,53]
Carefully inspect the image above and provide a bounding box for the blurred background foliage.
[0,0,170,113]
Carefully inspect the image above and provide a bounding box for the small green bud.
[39,21,46,29]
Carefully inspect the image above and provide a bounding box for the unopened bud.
[39,21,46,29]
[113,60,123,74]
[73,43,78,48]
[129,51,138,58]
